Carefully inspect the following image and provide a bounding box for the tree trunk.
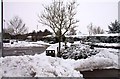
[57,29,62,57]
[57,40,61,57]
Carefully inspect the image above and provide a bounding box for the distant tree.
[108,20,120,33]
[3,32,12,39]
[3,28,14,35]
[87,23,104,35]
[67,26,77,35]
[87,23,93,35]
[31,30,37,41]
[38,0,79,57]
[7,16,28,35]
[43,29,52,36]
[37,30,42,34]
[92,26,104,34]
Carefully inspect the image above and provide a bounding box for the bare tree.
[87,23,104,35]
[38,0,79,57]
[67,26,77,35]
[92,26,104,34]
[87,23,93,35]
[3,27,14,34]
[7,16,28,35]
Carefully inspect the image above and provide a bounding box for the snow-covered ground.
[3,41,50,47]
[93,43,120,47]
[0,41,119,78]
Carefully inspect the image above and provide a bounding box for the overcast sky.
[3,0,119,34]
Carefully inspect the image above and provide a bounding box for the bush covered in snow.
[61,43,100,60]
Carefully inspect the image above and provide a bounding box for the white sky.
[3,0,119,34]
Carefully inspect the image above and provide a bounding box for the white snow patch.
[93,43,120,47]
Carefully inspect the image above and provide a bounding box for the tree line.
[3,28,52,41]
[87,20,120,35]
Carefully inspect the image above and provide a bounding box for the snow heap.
[74,49,119,71]
[0,54,83,78]
[3,41,50,48]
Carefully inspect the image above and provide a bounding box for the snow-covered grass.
[93,43,120,47]
[3,41,50,47]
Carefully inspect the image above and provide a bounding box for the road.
[80,69,120,79]
[3,46,48,56]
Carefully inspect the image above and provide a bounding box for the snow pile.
[95,49,119,68]
[0,54,83,78]
[3,41,50,47]
[74,49,119,71]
